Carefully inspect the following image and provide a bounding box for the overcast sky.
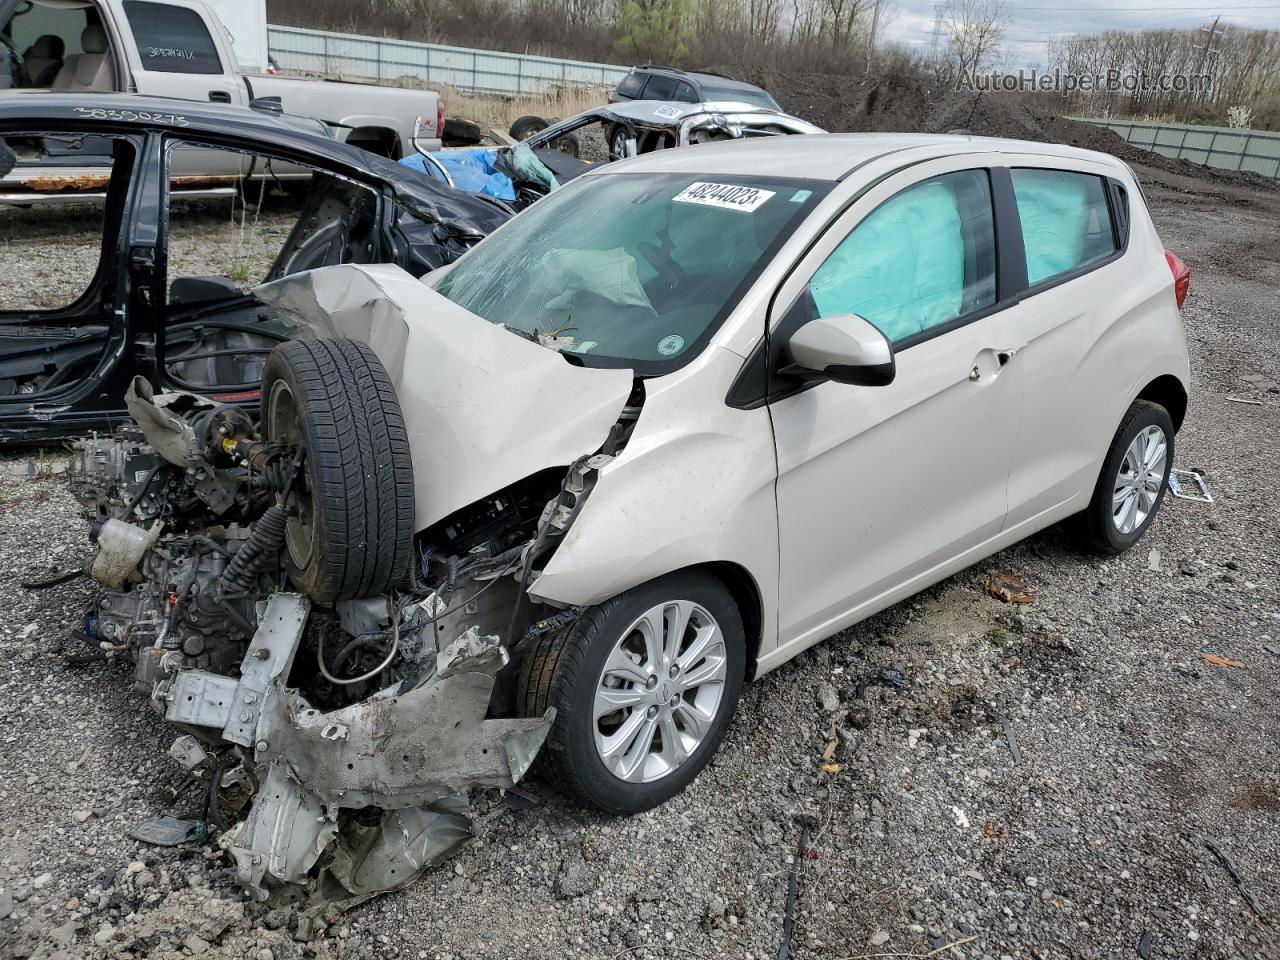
[880,0,1280,69]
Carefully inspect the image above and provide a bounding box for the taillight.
[436,96,445,135]
[1165,250,1190,310]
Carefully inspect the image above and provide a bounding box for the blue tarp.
[400,150,517,202]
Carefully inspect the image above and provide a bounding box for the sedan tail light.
[436,96,445,135]
[1165,250,1190,310]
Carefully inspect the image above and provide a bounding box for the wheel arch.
[344,125,402,159]
[696,561,764,682]
[1135,374,1187,432]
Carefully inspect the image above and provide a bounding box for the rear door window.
[1011,168,1117,286]
[641,74,678,101]
[809,169,997,346]
[122,0,223,75]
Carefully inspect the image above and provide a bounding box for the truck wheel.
[261,338,415,603]
[509,115,548,141]
[1075,399,1174,554]
[518,571,745,814]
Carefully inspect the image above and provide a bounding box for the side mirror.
[785,312,895,386]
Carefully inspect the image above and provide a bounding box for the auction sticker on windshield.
[673,182,775,212]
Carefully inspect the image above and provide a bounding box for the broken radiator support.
[152,592,554,936]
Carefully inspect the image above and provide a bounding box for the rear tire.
[518,572,745,814]
[1076,399,1174,554]
[261,338,415,602]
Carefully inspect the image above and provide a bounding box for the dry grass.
[434,83,611,132]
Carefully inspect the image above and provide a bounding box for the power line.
[1003,2,1280,9]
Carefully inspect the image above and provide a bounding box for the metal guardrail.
[266,25,630,96]
[1075,117,1280,179]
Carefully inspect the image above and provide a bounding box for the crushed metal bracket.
[154,590,552,923]
[1168,468,1214,503]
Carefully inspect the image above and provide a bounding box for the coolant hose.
[220,504,287,597]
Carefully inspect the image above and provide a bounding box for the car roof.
[630,66,770,94]
[0,91,513,234]
[0,90,336,140]
[594,132,1128,182]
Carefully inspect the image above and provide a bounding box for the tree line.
[1047,23,1280,129]
[266,0,1280,130]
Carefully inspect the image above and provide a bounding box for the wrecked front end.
[66,265,638,934]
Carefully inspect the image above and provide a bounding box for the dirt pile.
[735,67,1276,189]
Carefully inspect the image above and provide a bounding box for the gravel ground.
[0,199,298,312]
[1,167,1277,960]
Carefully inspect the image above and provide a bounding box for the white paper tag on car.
[653,105,683,119]
[672,182,775,213]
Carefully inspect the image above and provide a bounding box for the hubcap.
[1112,424,1167,535]
[592,600,728,784]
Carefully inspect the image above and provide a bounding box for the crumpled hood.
[255,264,634,530]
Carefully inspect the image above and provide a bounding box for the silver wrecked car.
[405,98,825,209]
[61,132,1190,928]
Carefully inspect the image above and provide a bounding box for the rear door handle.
[209,90,231,103]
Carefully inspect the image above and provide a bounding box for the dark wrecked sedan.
[0,92,511,443]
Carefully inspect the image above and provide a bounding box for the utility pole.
[1187,15,1222,116]
[928,1,944,77]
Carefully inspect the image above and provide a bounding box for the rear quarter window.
[1011,168,1117,286]
[615,72,645,98]
[123,1,223,75]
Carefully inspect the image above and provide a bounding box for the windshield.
[700,85,784,111]
[431,172,828,371]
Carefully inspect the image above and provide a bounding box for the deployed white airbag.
[256,263,634,530]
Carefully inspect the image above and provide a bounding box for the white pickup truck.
[0,0,443,158]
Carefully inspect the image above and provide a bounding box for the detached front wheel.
[261,338,415,602]
[518,572,745,813]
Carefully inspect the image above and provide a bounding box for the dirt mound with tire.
[727,66,1275,191]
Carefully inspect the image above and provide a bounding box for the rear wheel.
[1076,399,1174,554]
[608,123,629,159]
[261,338,415,602]
[518,571,745,813]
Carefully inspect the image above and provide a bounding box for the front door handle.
[969,346,1022,384]
[209,90,231,103]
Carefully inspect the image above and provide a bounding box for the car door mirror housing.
[785,313,895,386]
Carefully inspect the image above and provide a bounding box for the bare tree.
[938,0,1006,75]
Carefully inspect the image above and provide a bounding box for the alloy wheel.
[1112,424,1167,534]
[592,600,728,783]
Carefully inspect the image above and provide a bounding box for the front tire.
[1078,399,1174,554]
[518,572,745,814]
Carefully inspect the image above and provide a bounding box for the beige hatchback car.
[399,131,1193,812]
